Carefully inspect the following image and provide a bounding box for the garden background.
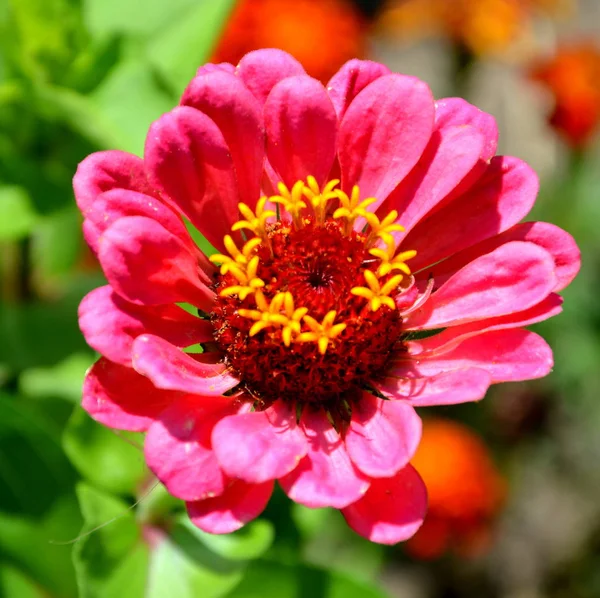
[1,0,599,596]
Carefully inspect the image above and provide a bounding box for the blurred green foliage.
[1,0,600,596]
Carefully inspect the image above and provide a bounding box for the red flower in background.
[211,0,367,82]
[531,43,600,147]
[407,418,506,559]
[75,49,579,544]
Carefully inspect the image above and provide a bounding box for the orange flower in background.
[407,419,506,560]
[211,0,367,83]
[531,43,600,147]
[377,0,572,56]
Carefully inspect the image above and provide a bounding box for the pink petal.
[379,125,485,236]
[404,241,557,330]
[132,334,239,396]
[145,396,237,501]
[181,71,265,208]
[82,187,195,260]
[264,75,337,187]
[279,409,369,509]
[403,156,539,271]
[399,329,553,383]
[425,221,580,293]
[337,74,434,204]
[97,215,214,309]
[78,286,213,367]
[326,59,391,119]
[212,403,308,484]
[407,293,563,357]
[145,106,239,252]
[196,62,235,76]
[236,49,305,104]
[82,358,176,432]
[377,367,492,407]
[435,97,498,162]
[187,479,274,534]
[73,150,153,215]
[345,393,422,478]
[341,465,427,545]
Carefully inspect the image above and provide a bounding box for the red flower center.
[209,178,416,408]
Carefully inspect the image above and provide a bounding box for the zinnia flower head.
[76,49,580,544]
[377,0,571,56]
[406,418,505,559]
[531,42,600,147]
[211,0,367,83]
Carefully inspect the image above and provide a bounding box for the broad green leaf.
[83,0,197,37]
[63,407,148,496]
[293,505,385,583]
[230,560,389,598]
[0,394,76,516]
[147,0,237,94]
[0,494,81,598]
[0,565,46,598]
[31,206,84,279]
[146,519,246,598]
[73,483,149,598]
[19,353,94,403]
[183,518,274,562]
[0,186,38,240]
[33,83,124,149]
[92,59,175,154]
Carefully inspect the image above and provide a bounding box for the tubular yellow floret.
[238,290,308,345]
[297,310,347,355]
[231,197,276,240]
[301,176,340,224]
[209,235,262,275]
[364,210,405,248]
[270,181,307,229]
[332,185,377,235]
[351,270,403,311]
[369,241,417,277]
[219,255,265,300]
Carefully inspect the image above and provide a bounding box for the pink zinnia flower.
[75,49,580,545]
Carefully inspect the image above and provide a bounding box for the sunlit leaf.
[63,407,148,496]
[0,186,38,240]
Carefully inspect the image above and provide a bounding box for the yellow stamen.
[271,181,307,229]
[238,291,308,344]
[297,310,347,355]
[369,241,417,277]
[332,185,377,235]
[219,255,264,300]
[231,197,276,240]
[209,235,262,275]
[351,270,403,311]
[301,176,340,224]
[363,210,405,248]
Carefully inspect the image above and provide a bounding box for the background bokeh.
[1,0,599,596]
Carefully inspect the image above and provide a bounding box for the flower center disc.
[209,178,415,408]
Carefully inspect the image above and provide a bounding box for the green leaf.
[0,565,46,598]
[0,494,81,598]
[230,560,389,598]
[0,394,76,516]
[83,0,197,38]
[19,352,95,403]
[182,518,274,562]
[293,505,385,583]
[63,407,148,496]
[146,519,246,598]
[0,186,38,240]
[91,59,175,154]
[73,483,149,598]
[147,0,237,94]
